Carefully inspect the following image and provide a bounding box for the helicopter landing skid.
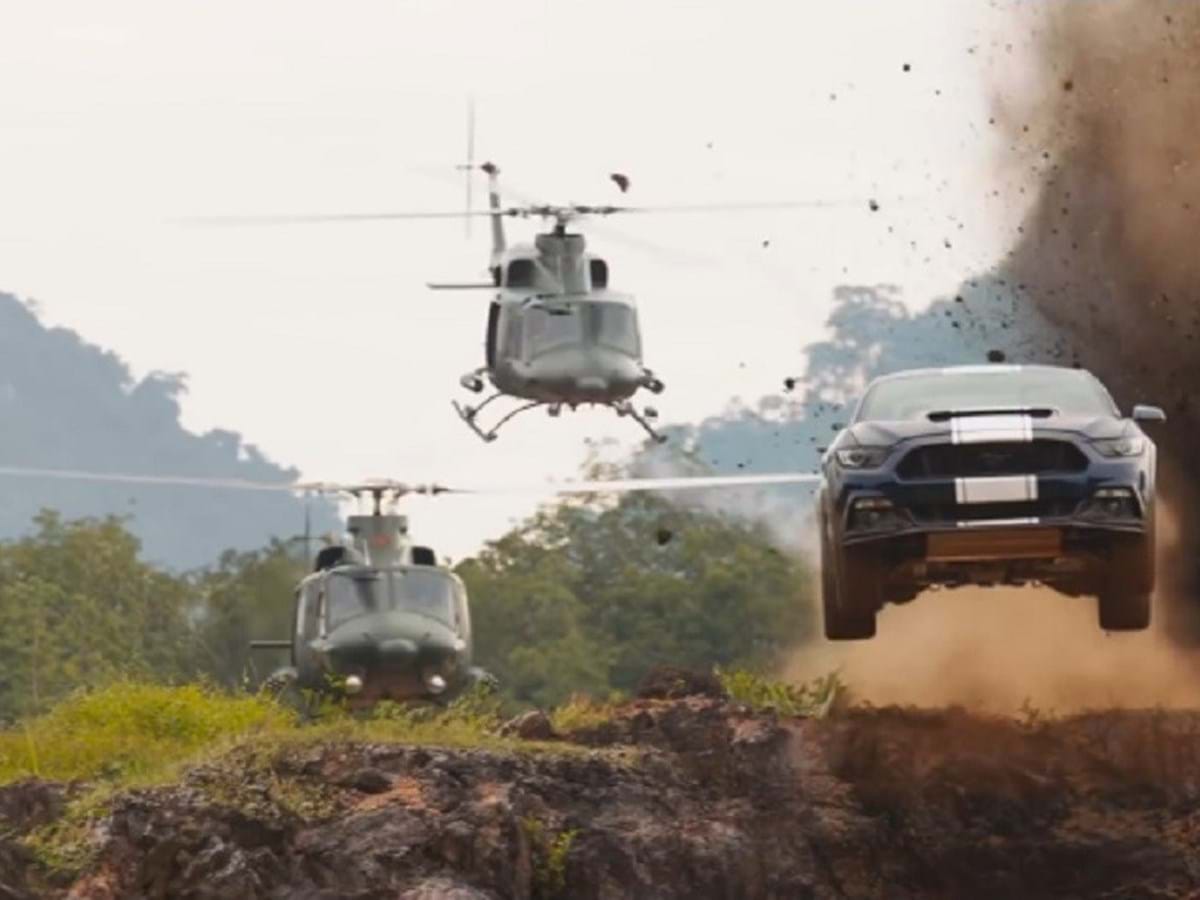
[454,394,668,444]
[614,400,668,444]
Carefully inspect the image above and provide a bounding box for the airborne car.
[818,365,1165,640]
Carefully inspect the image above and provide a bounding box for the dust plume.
[790,499,1200,713]
[998,2,1200,637]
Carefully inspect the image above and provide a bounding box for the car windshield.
[524,303,583,356]
[325,570,457,629]
[856,368,1117,421]
[588,302,639,355]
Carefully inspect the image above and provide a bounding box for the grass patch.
[549,695,618,735]
[0,680,294,785]
[717,668,843,718]
[20,786,116,878]
[522,816,578,899]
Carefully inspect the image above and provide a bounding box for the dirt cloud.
[998,2,1200,637]
[791,499,1200,712]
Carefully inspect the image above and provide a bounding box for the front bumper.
[829,449,1150,572]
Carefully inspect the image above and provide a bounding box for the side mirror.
[1132,404,1167,424]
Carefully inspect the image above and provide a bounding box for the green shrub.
[0,680,293,784]
[716,668,842,718]
[522,816,578,899]
[549,694,618,734]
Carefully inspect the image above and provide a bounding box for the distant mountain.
[0,293,338,569]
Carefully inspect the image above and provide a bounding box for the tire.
[1098,589,1151,631]
[1098,534,1154,631]
[821,528,880,640]
[1097,502,1155,631]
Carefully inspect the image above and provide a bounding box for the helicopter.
[431,162,669,443]
[189,159,845,443]
[0,463,821,708]
[249,480,492,708]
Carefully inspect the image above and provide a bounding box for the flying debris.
[610,173,631,193]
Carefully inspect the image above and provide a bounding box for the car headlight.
[835,447,891,469]
[1092,436,1145,457]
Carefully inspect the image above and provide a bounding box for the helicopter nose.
[574,375,609,399]
[378,637,418,661]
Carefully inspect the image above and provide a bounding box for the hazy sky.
[0,1,1039,558]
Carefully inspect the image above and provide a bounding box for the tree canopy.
[457,490,814,708]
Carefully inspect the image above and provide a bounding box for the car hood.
[843,413,1130,447]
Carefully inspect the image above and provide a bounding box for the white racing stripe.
[950,415,1034,444]
[956,517,1041,528]
[954,475,1038,504]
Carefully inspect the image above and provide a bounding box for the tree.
[189,541,306,690]
[0,512,200,721]
[457,491,813,708]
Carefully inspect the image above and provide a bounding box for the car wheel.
[1098,589,1151,631]
[822,531,879,640]
[1097,506,1155,631]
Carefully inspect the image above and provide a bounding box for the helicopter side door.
[485,302,500,368]
[294,579,323,684]
[452,581,472,653]
[499,306,523,363]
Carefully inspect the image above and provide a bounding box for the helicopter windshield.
[524,303,583,356]
[590,303,639,355]
[324,569,457,630]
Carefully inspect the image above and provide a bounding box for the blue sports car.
[818,365,1166,640]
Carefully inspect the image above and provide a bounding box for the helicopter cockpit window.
[589,259,609,288]
[325,576,382,630]
[591,303,640,355]
[505,259,536,288]
[391,570,457,624]
[323,570,457,630]
[524,303,582,356]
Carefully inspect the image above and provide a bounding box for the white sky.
[0,1,1038,559]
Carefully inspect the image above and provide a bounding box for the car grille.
[897,440,1088,479]
[908,499,1079,524]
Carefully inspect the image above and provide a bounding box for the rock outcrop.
[3,695,1200,898]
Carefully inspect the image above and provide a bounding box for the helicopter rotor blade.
[0,465,819,497]
[177,197,882,227]
[421,472,821,496]
[177,210,512,226]
[574,200,856,216]
[0,464,302,492]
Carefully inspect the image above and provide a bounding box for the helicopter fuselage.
[487,290,647,406]
[290,562,478,707]
[453,228,666,441]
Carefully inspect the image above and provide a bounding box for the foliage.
[522,816,578,900]
[717,667,843,719]
[457,489,814,709]
[0,512,203,721]
[0,681,293,784]
[363,682,505,745]
[549,694,619,735]
[190,541,306,690]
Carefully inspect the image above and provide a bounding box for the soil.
[3,685,1200,899]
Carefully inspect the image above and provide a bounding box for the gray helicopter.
[431,163,667,442]
[250,481,491,707]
